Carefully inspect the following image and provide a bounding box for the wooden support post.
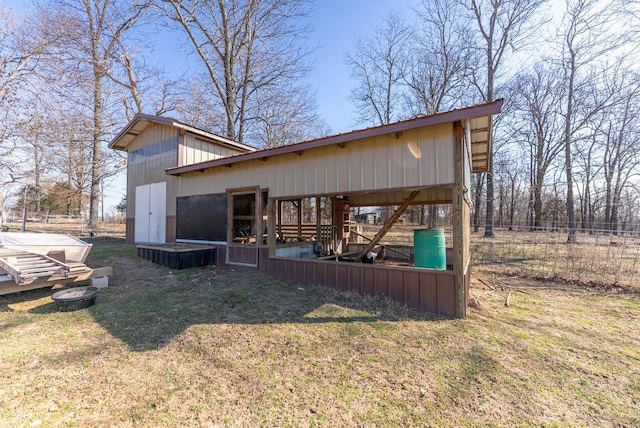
[356,190,420,260]
[277,200,282,239]
[267,199,276,257]
[453,121,468,318]
[315,196,322,243]
[256,189,263,246]
[297,199,303,241]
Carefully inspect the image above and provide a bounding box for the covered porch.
[167,100,502,317]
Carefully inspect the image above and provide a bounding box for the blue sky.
[306,0,415,133]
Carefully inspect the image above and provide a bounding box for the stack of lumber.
[0,248,77,285]
[0,248,110,295]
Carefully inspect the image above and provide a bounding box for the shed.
[109,113,255,244]
[110,100,503,317]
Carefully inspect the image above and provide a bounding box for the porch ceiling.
[470,115,492,173]
[276,187,454,207]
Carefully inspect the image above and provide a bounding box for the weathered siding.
[177,123,455,199]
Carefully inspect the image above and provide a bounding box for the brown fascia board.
[166,99,504,176]
[108,113,255,153]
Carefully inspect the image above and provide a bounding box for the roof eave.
[167,99,504,176]
[108,113,255,153]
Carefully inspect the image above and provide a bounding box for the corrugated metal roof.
[165,99,503,176]
[108,113,256,153]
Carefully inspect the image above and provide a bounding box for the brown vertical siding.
[216,245,227,265]
[225,250,458,316]
[349,266,362,294]
[436,274,456,316]
[325,263,337,288]
[374,269,389,296]
[304,262,315,285]
[166,216,176,243]
[258,247,268,273]
[293,260,304,283]
[361,268,375,297]
[126,218,135,244]
[420,272,438,314]
[403,270,420,309]
[258,256,458,317]
[335,264,350,291]
[388,270,404,303]
[228,245,257,266]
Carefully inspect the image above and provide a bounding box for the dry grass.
[471,229,640,292]
[0,240,639,427]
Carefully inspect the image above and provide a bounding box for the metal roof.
[166,99,503,176]
[108,113,256,153]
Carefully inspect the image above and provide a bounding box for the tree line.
[1,0,639,238]
[345,0,640,237]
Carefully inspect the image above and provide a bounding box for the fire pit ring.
[51,286,100,311]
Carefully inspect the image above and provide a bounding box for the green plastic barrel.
[414,229,446,270]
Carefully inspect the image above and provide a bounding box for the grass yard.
[0,240,639,427]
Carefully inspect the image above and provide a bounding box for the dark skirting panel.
[137,245,217,270]
[228,245,257,266]
[257,247,457,317]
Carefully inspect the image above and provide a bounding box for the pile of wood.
[0,248,111,295]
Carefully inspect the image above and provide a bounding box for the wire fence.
[2,216,125,239]
[472,226,640,290]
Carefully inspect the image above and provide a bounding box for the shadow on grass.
[1,242,441,351]
[87,265,441,351]
[0,286,56,313]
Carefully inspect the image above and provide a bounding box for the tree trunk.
[88,69,103,228]
[509,175,516,230]
[473,173,484,232]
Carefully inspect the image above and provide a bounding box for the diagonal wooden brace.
[356,190,421,261]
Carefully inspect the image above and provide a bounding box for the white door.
[148,182,166,243]
[134,182,166,243]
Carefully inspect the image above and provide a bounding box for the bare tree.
[573,125,602,231]
[461,0,547,237]
[35,0,152,228]
[599,72,640,233]
[407,0,473,116]
[107,38,180,120]
[248,84,327,147]
[345,12,412,126]
[0,5,59,171]
[554,0,632,242]
[161,0,314,143]
[14,99,56,218]
[512,62,565,230]
[408,0,478,227]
